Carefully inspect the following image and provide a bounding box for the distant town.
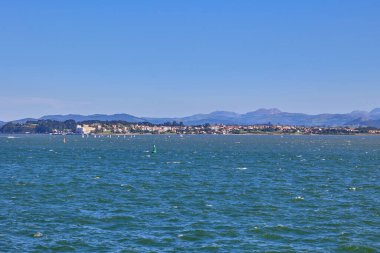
[1,120,380,135]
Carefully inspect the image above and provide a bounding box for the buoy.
[152,144,157,153]
[33,232,43,238]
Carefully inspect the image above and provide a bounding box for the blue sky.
[0,0,379,121]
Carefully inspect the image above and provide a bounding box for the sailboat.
[152,144,157,153]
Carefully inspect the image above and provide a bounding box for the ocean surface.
[0,134,379,252]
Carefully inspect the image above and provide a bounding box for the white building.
[76,124,95,134]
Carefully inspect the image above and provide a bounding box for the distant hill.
[369,108,380,117]
[145,108,375,126]
[40,114,145,123]
[0,121,4,127]
[346,118,380,128]
[146,111,242,125]
[9,118,39,124]
[4,108,380,127]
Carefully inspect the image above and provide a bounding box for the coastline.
[1,133,380,136]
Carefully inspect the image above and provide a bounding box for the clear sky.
[0,0,379,121]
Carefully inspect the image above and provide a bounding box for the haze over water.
[1,135,379,252]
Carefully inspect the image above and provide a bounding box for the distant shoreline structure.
[1,120,379,135]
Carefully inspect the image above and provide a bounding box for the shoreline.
[1,133,380,136]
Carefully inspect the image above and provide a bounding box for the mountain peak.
[370,108,380,114]
[349,110,368,116]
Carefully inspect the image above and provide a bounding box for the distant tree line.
[80,120,153,126]
[161,121,184,126]
[0,120,76,134]
[0,120,159,134]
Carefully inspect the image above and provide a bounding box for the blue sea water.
[0,134,379,252]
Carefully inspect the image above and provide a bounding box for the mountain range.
[3,108,380,127]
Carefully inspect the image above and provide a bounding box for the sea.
[0,134,379,252]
